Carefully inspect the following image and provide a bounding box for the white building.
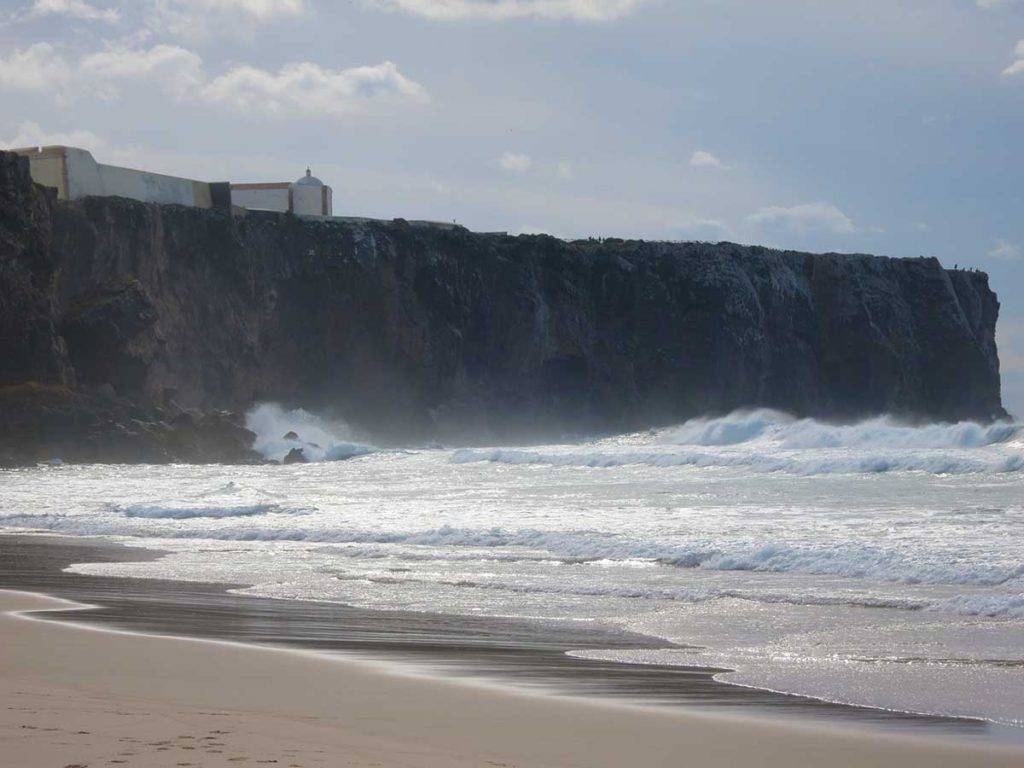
[230,169,333,217]
[9,145,332,217]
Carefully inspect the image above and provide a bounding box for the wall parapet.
[10,146,227,210]
[14,146,333,218]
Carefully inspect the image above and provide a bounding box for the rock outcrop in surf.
[0,150,1007,461]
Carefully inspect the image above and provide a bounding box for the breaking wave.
[930,594,1024,619]
[331,570,929,612]
[659,409,1020,449]
[451,447,1023,475]
[4,512,1020,592]
[452,410,1023,475]
[113,503,310,520]
[245,403,375,463]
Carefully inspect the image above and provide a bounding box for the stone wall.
[230,183,290,213]
[12,146,214,208]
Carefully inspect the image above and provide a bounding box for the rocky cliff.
[0,150,1006,461]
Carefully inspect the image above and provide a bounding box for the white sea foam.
[929,594,1024,619]
[3,509,1019,591]
[113,503,310,519]
[452,411,1023,475]
[245,403,375,463]
[451,447,1022,475]
[660,410,1021,450]
[2,412,1023,728]
[338,570,929,611]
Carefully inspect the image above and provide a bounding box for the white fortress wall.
[13,146,332,216]
[67,148,212,207]
[231,185,290,213]
[14,146,213,208]
[292,184,326,217]
[17,147,68,197]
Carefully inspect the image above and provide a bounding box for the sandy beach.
[2,588,1022,768]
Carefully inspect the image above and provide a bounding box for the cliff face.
[0,153,72,388]
[0,150,1007,457]
[0,153,257,464]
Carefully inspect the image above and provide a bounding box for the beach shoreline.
[4,586,1024,767]
[2,533,1024,766]
[1,533,1008,733]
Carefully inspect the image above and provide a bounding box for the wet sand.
[6,589,1024,768]
[2,534,1024,766]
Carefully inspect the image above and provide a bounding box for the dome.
[294,168,324,187]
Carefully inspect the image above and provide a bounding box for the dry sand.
[2,589,1022,768]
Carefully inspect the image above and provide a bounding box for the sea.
[1,405,1022,729]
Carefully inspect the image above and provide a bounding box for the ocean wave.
[334,570,928,611]
[4,513,1019,590]
[449,409,1024,476]
[658,410,1021,450]
[245,403,375,463]
[928,594,1024,619]
[112,503,312,519]
[450,447,1023,475]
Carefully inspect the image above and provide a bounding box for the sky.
[1,0,1022,416]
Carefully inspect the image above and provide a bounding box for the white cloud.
[745,202,856,235]
[0,43,74,92]
[29,0,120,23]
[364,0,646,21]
[0,39,427,120]
[199,60,429,118]
[989,238,1022,261]
[80,44,204,99]
[149,0,306,39]
[167,0,306,18]
[0,43,203,100]
[0,120,106,151]
[555,160,573,179]
[690,149,729,170]
[1003,39,1024,76]
[499,152,534,172]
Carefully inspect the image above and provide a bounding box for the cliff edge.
[0,150,1006,461]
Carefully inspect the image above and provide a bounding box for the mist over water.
[1,407,1022,727]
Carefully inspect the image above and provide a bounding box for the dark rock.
[51,201,1007,437]
[283,430,300,440]
[60,277,158,395]
[0,152,73,388]
[283,447,307,464]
